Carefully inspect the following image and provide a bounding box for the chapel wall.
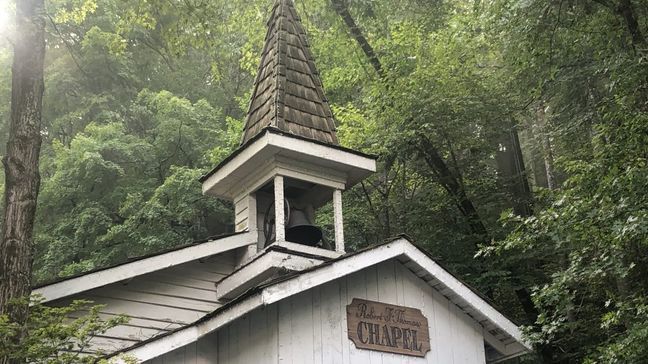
[147,259,486,364]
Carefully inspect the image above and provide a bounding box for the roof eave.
[33,231,257,303]
[200,127,377,200]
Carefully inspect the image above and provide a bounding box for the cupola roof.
[241,0,338,145]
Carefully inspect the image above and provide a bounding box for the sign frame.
[346,298,431,357]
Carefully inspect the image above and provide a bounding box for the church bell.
[285,208,322,246]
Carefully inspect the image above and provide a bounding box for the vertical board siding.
[311,286,323,364]
[289,289,314,363]
[278,289,292,364]
[197,332,218,364]
[320,273,342,364]
[152,260,486,364]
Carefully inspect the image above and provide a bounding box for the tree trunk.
[495,126,534,217]
[0,0,45,362]
[535,102,557,190]
[616,0,645,50]
[418,135,489,239]
[522,117,550,188]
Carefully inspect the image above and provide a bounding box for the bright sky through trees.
[0,0,11,35]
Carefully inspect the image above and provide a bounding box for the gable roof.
[33,231,256,303]
[241,0,338,145]
[109,237,532,362]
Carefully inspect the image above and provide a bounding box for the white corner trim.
[116,238,530,362]
[34,232,257,303]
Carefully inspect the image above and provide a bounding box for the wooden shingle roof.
[241,0,338,145]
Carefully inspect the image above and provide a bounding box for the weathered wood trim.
[275,155,347,187]
[202,133,270,196]
[216,251,323,300]
[267,132,375,172]
[483,327,528,360]
[275,165,346,190]
[260,243,397,305]
[247,194,258,232]
[223,155,348,200]
[271,241,343,259]
[34,232,256,303]
[399,244,530,351]
[225,158,276,203]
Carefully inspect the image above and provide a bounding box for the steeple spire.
[241,0,338,145]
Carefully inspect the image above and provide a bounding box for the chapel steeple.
[241,0,338,145]
[201,0,376,296]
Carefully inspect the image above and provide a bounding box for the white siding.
[150,260,486,364]
[55,252,236,354]
[234,194,250,233]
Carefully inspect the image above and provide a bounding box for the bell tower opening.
[254,175,343,251]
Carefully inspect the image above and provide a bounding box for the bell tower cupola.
[200,0,376,278]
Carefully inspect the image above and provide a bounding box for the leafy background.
[0,0,646,362]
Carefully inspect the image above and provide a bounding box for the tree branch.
[330,0,384,78]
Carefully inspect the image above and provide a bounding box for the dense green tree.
[0,298,128,363]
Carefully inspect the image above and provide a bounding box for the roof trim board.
[199,127,376,184]
[33,231,257,303]
[201,128,377,200]
[111,237,531,362]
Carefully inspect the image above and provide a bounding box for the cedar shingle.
[240,0,338,145]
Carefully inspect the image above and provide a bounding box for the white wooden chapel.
[33,0,532,362]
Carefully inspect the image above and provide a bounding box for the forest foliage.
[0,0,646,362]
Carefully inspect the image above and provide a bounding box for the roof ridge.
[273,1,286,130]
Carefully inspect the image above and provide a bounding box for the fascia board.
[399,243,532,351]
[266,133,376,173]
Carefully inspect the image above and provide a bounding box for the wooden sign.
[346,298,431,357]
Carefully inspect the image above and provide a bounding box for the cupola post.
[333,188,344,251]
